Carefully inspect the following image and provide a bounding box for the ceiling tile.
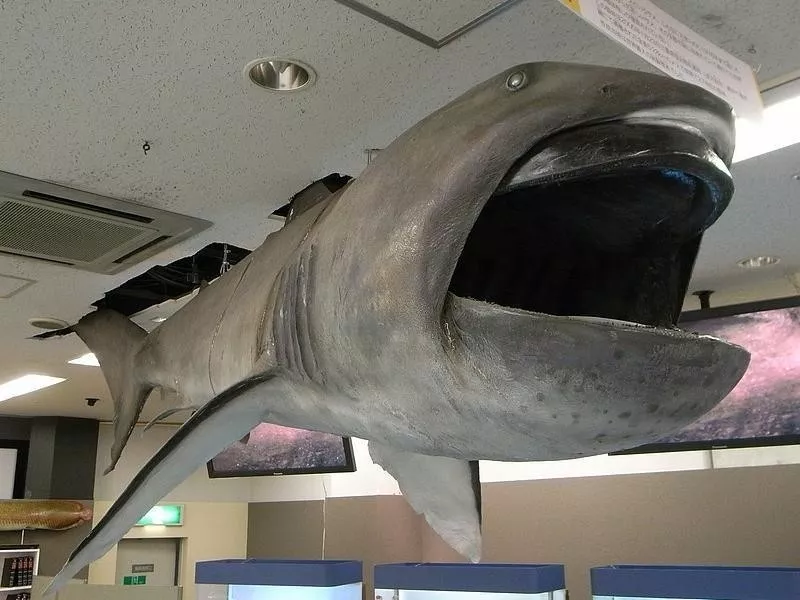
[0,273,35,298]
[350,0,516,42]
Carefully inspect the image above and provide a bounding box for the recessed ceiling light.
[0,374,66,403]
[737,255,781,269]
[28,317,70,330]
[245,58,316,92]
[68,353,100,367]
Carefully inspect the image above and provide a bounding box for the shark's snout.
[430,63,748,454]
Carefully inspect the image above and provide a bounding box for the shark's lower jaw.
[449,121,732,329]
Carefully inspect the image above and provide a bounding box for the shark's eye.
[505,71,527,91]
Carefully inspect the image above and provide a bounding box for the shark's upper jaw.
[448,117,733,330]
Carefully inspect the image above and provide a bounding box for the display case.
[374,563,566,600]
[195,559,362,600]
[0,544,38,600]
[591,565,800,600]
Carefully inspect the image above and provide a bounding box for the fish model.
[0,500,92,531]
[45,62,749,594]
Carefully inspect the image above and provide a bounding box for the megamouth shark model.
[46,62,749,594]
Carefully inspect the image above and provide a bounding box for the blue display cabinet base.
[195,559,363,600]
[591,565,800,600]
[374,563,566,600]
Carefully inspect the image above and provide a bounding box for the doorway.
[115,538,181,587]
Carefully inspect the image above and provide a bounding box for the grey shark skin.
[46,62,749,594]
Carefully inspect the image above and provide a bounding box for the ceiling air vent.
[0,171,211,274]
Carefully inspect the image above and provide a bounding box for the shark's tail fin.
[73,310,153,474]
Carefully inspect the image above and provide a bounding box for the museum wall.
[248,495,424,594]
[0,416,30,442]
[247,435,800,503]
[248,463,800,600]
[0,416,97,579]
[680,275,799,311]
[88,500,248,600]
[89,423,251,597]
[93,423,252,503]
[86,391,800,599]
[248,437,400,503]
[0,523,93,576]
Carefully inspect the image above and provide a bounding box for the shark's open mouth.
[449,121,733,329]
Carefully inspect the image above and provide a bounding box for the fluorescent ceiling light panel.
[0,374,66,402]
[68,352,100,367]
[734,77,800,163]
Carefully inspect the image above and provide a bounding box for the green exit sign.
[135,504,183,526]
[123,575,147,585]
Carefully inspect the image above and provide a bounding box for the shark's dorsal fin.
[284,173,352,223]
[368,442,482,562]
[72,310,153,474]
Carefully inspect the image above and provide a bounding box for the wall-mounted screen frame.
[613,295,800,455]
[207,423,356,478]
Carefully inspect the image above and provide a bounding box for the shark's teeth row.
[564,314,656,329]
[563,314,717,339]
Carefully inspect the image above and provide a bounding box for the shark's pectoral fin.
[44,372,287,597]
[368,442,482,562]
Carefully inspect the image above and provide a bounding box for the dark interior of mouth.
[448,169,711,328]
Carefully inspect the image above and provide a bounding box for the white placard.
[0,448,16,499]
[561,0,763,119]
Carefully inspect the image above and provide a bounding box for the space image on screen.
[207,422,356,478]
[613,296,800,454]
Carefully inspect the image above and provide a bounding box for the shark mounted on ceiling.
[44,61,748,594]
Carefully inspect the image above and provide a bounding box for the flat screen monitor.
[207,423,356,478]
[612,295,800,454]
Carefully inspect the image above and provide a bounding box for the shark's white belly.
[243,368,590,462]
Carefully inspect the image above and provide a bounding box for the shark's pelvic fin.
[72,310,153,474]
[368,442,482,562]
[44,372,281,597]
[142,406,199,432]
